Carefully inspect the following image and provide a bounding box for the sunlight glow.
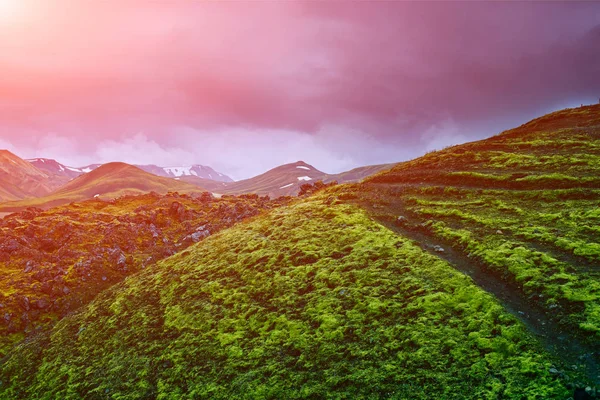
[0,0,21,23]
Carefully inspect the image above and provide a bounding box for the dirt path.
[351,194,600,387]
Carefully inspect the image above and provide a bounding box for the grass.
[354,105,600,346]
[0,196,571,399]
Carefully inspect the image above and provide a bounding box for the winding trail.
[351,189,600,387]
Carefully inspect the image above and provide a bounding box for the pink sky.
[0,1,599,179]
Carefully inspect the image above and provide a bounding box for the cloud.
[0,2,599,175]
[95,134,196,167]
[2,126,415,180]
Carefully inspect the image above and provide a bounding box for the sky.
[0,1,599,180]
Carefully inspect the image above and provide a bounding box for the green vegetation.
[405,189,600,335]
[357,105,600,347]
[0,197,570,399]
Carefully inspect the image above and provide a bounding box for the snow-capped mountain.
[205,160,396,197]
[27,158,96,179]
[213,161,326,197]
[27,159,233,183]
[0,153,69,201]
[136,165,233,182]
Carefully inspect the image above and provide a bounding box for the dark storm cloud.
[0,1,598,177]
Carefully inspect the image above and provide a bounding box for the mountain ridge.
[0,151,68,201]
[28,158,234,183]
[0,162,209,211]
[209,160,396,197]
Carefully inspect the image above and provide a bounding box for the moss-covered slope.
[352,105,600,347]
[0,197,570,399]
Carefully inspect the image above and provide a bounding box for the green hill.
[351,105,600,348]
[0,197,572,399]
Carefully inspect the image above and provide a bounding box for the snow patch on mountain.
[155,165,232,182]
[296,166,310,170]
[163,166,195,177]
[297,176,312,181]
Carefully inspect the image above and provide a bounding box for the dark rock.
[39,238,60,253]
[40,282,53,295]
[169,202,191,221]
[574,388,593,400]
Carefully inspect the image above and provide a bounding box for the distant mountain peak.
[0,151,67,201]
[136,164,233,182]
[28,158,92,179]
[26,159,234,183]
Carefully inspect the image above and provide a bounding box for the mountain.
[186,161,396,198]
[210,161,326,197]
[0,162,209,211]
[25,157,389,199]
[0,151,68,201]
[324,163,396,184]
[27,159,234,184]
[27,158,95,179]
[2,105,600,398]
[136,164,234,182]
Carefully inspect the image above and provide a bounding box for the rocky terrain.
[0,191,291,356]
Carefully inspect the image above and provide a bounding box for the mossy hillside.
[406,187,600,332]
[354,105,600,344]
[369,105,600,189]
[349,185,600,344]
[0,197,569,399]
